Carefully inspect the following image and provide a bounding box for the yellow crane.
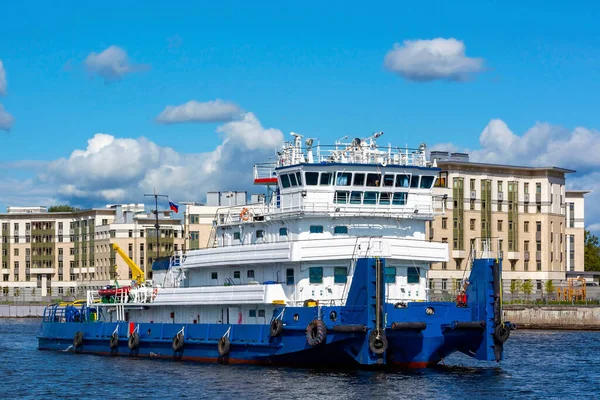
[111,243,145,284]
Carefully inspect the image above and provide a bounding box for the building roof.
[436,160,575,175]
[566,190,592,197]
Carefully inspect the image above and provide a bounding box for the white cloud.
[384,38,484,82]
[84,45,149,83]
[25,112,284,206]
[156,100,241,124]
[0,59,6,95]
[0,104,14,131]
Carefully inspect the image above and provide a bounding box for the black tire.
[73,331,84,349]
[306,320,327,347]
[218,336,231,356]
[494,323,510,343]
[128,332,140,350]
[270,319,283,337]
[109,333,119,349]
[368,330,388,355]
[172,333,184,352]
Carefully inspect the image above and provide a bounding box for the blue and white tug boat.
[38,132,513,367]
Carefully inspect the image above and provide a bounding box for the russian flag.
[169,199,179,213]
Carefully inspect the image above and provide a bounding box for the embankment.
[0,304,45,318]
[504,305,600,330]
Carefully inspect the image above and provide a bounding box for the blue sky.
[1,0,600,227]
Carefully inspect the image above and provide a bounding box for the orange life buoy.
[240,208,250,221]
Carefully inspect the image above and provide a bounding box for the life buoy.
[128,331,140,350]
[306,320,327,347]
[240,208,251,221]
[494,323,510,343]
[218,336,231,356]
[73,331,84,349]
[270,319,283,337]
[172,332,185,352]
[109,333,119,349]
[368,330,388,355]
[152,288,158,301]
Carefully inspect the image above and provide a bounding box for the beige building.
[0,204,184,300]
[427,151,588,295]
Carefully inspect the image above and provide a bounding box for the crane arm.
[111,243,145,284]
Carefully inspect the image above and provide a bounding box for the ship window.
[256,230,264,239]
[296,172,303,186]
[384,267,396,284]
[320,172,333,185]
[366,173,381,187]
[249,310,256,318]
[380,192,392,205]
[286,268,294,285]
[353,173,365,186]
[279,227,288,236]
[281,174,291,188]
[258,310,266,318]
[310,225,324,233]
[289,173,298,186]
[309,267,323,284]
[234,271,240,279]
[407,267,420,284]
[334,191,349,204]
[334,226,348,235]
[305,172,319,185]
[383,174,395,187]
[211,272,218,280]
[350,191,362,204]
[247,270,255,279]
[410,175,420,188]
[392,193,408,205]
[334,267,348,284]
[336,172,352,186]
[396,174,410,188]
[420,176,435,189]
[363,191,378,205]
[233,232,241,240]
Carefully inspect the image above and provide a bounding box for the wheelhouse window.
[384,267,396,284]
[256,230,264,239]
[211,272,218,280]
[247,270,255,279]
[310,225,324,233]
[320,172,333,185]
[289,173,298,186]
[363,191,378,205]
[233,232,241,240]
[336,172,352,186]
[334,226,348,235]
[353,173,365,186]
[380,192,392,205]
[234,271,240,279]
[396,174,410,188]
[249,310,256,318]
[407,267,420,284]
[420,176,435,189]
[350,191,362,204]
[279,227,288,236]
[383,174,395,187]
[295,172,302,186]
[334,191,349,204]
[309,267,323,284]
[281,174,291,188]
[392,193,408,205]
[334,267,348,284]
[366,173,381,187]
[286,268,294,285]
[305,172,319,185]
[410,175,420,188]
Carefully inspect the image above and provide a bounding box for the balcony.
[524,251,530,261]
[497,192,504,202]
[507,251,520,260]
[451,250,467,259]
[30,268,54,274]
[524,194,530,203]
[58,255,63,261]
[470,191,476,200]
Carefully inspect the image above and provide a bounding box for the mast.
[144,190,169,271]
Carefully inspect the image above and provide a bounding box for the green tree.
[545,280,555,300]
[14,288,20,298]
[48,205,79,212]
[31,287,36,299]
[522,279,533,300]
[509,279,522,301]
[585,230,600,271]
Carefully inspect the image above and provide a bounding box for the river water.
[1,319,598,399]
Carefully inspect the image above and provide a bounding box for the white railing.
[87,286,158,306]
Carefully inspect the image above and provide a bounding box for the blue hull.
[38,258,512,368]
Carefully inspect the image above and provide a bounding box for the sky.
[1,0,600,229]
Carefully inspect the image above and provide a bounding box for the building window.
[211,272,218,280]
[497,202,502,212]
[128,230,133,238]
[384,267,396,284]
[442,218,447,230]
[310,225,324,234]
[536,205,541,213]
[279,227,288,236]
[536,183,541,194]
[524,260,529,271]
[536,261,542,271]
[536,221,542,232]
[470,199,475,210]
[247,270,255,279]
[334,267,348,284]
[428,279,434,290]
[334,226,348,235]
[442,262,447,270]
[470,219,475,230]
[256,230,264,239]
[524,221,529,232]
[441,279,448,291]
[190,214,200,224]
[14,248,18,256]
[497,181,503,193]
[470,179,476,191]
[569,203,575,228]
[309,267,323,284]
[286,268,294,285]
[407,267,420,284]
[234,271,240,279]
[524,182,529,194]
[233,232,241,241]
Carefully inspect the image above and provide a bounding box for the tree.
[545,280,555,300]
[585,230,600,271]
[14,288,20,298]
[522,280,533,300]
[48,205,79,213]
[31,287,36,299]
[509,279,522,301]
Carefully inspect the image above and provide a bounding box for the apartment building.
[0,204,184,299]
[427,151,587,295]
